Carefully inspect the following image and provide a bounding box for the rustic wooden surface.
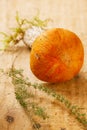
[0,0,87,130]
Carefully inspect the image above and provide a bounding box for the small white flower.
[23,26,43,48]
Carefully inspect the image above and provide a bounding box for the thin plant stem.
[0,67,87,129]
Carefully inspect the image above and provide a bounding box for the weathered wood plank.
[0,0,87,130]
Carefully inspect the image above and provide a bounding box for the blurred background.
[0,0,87,32]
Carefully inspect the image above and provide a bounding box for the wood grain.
[0,0,87,130]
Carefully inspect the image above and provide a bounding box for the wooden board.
[0,0,87,130]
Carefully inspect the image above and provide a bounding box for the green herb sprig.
[32,83,87,128]
[0,13,50,50]
[7,67,49,129]
[0,68,87,129]
[8,68,87,129]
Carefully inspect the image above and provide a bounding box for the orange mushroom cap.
[30,28,84,83]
